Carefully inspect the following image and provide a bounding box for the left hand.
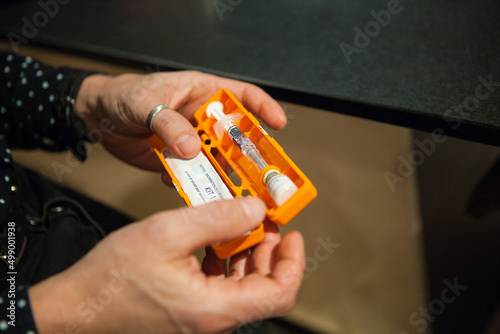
[73,71,287,173]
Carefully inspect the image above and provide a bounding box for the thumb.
[165,198,267,254]
[151,106,201,158]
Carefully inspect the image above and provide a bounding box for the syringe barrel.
[227,126,268,170]
[227,126,250,150]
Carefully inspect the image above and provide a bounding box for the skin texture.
[28,71,306,333]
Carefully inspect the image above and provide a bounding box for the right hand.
[29,197,305,333]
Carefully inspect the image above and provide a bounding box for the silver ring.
[146,104,170,130]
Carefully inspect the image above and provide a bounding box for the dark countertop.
[1,0,499,145]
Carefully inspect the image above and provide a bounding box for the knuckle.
[153,112,173,131]
[179,201,244,231]
[205,200,243,224]
[141,211,176,241]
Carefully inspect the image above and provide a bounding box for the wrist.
[73,73,112,133]
[29,273,89,333]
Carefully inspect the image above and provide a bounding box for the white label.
[162,149,233,206]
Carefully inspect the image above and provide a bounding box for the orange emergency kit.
[150,89,316,258]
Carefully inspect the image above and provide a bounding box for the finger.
[151,106,201,158]
[270,231,305,288]
[162,197,266,254]
[228,220,279,278]
[209,231,305,319]
[202,246,227,278]
[238,85,287,130]
[228,249,251,279]
[256,231,305,317]
[246,220,281,276]
[216,78,287,130]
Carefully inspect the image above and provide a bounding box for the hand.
[29,198,305,333]
[73,71,287,173]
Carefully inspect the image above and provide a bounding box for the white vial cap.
[266,173,298,206]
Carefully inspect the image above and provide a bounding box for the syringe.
[206,102,298,206]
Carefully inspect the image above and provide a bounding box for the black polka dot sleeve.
[0,52,97,333]
[0,286,37,333]
[0,52,93,153]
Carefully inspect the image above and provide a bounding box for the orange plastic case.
[150,89,316,259]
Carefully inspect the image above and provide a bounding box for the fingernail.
[240,197,266,221]
[176,134,200,157]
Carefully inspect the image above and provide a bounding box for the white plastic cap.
[206,101,225,120]
[266,173,298,206]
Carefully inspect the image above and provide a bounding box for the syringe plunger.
[206,101,225,121]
